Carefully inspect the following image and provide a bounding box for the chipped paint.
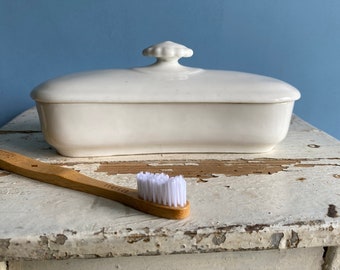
[93,158,340,179]
[95,158,303,179]
[53,234,68,245]
[286,231,300,248]
[0,239,10,251]
[245,224,269,233]
[212,233,226,245]
[39,235,48,246]
[270,233,284,248]
[0,170,10,177]
[126,234,150,244]
[2,222,340,261]
[308,144,321,148]
[327,205,338,218]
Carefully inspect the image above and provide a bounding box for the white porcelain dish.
[31,41,301,157]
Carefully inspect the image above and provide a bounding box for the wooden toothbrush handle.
[0,149,190,219]
[0,149,136,201]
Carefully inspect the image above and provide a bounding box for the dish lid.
[31,41,301,104]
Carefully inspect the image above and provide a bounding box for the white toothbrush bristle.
[136,172,186,207]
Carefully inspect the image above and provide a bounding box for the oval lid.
[31,41,301,104]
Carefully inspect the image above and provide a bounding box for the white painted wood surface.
[1,107,340,269]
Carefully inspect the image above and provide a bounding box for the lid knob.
[142,41,193,63]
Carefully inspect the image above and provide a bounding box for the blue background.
[1,1,340,139]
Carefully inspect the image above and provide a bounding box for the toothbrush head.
[137,172,187,208]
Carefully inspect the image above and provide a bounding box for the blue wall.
[1,1,340,139]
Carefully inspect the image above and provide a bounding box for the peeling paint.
[212,233,226,245]
[307,144,321,148]
[39,235,48,246]
[283,220,324,227]
[327,204,338,218]
[91,158,340,180]
[245,224,269,233]
[95,159,306,179]
[270,233,284,248]
[64,229,77,235]
[0,239,10,251]
[184,231,197,239]
[0,171,10,177]
[1,223,340,261]
[53,234,68,245]
[286,231,300,248]
[126,234,150,244]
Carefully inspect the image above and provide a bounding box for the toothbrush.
[0,149,190,219]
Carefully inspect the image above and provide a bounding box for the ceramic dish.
[31,41,301,157]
